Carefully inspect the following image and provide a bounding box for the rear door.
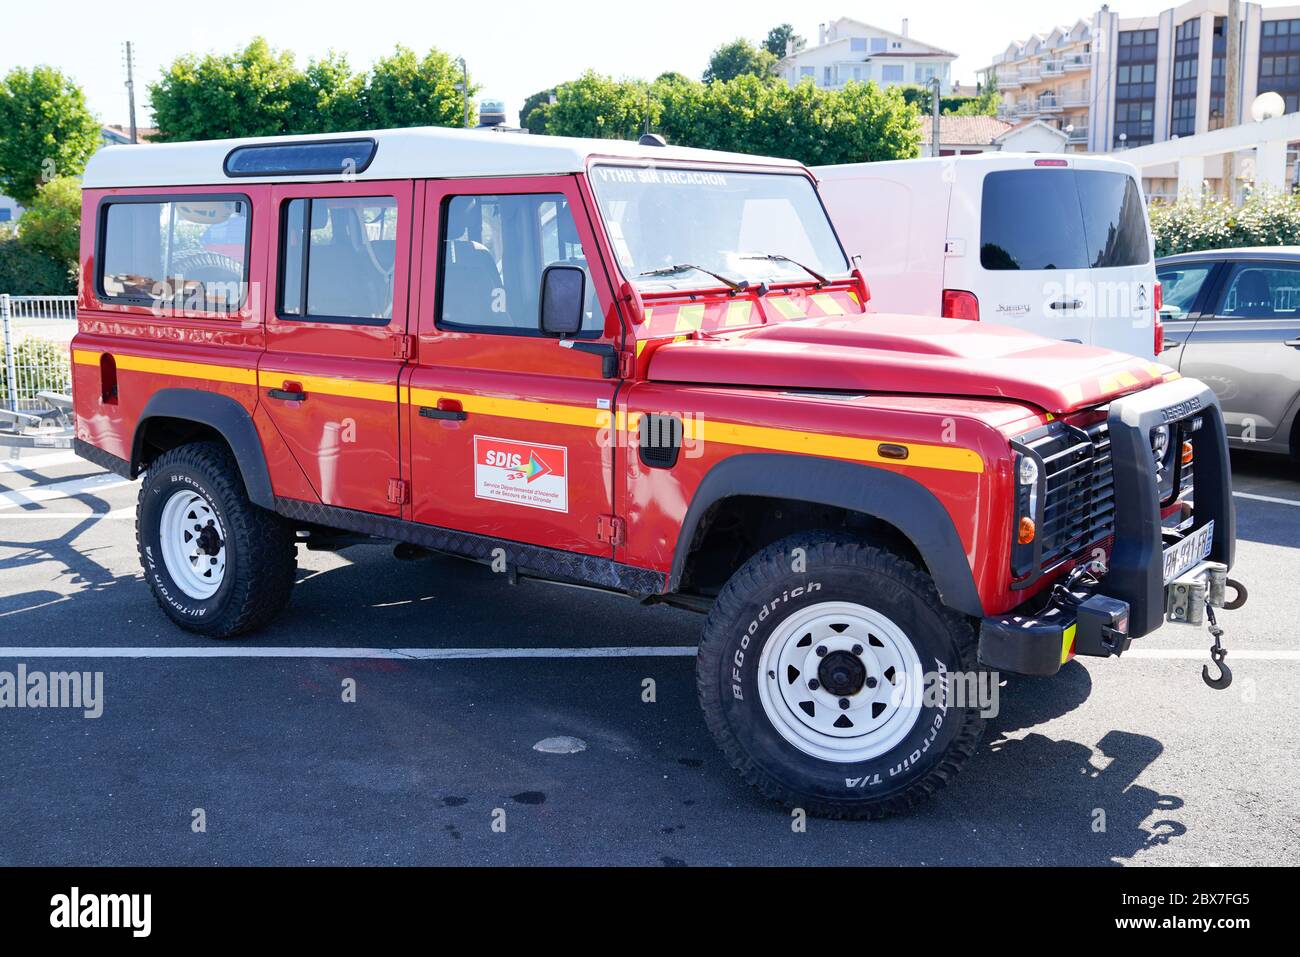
[259,180,415,515]
[1179,258,1300,444]
[960,160,1156,355]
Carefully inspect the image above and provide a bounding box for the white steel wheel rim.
[757,600,925,764]
[159,489,227,600]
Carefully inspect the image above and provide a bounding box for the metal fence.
[1,293,77,415]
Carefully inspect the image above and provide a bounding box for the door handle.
[1163,339,1183,348]
[1049,299,1084,311]
[268,381,307,402]
[1285,337,1300,348]
[420,398,466,421]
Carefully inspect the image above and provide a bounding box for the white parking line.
[0,474,133,510]
[0,508,134,520]
[0,646,700,660]
[1234,491,1300,507]
[0,451,81,472]
[0,646,1295,662]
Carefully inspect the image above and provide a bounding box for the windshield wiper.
[741,254,829,287]
[638,263,744,292]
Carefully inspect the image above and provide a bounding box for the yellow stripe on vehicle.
[810,293,845,316]
[258,371,395,403]
[679,418,984,473]
[409,388,609,429]
[674,304,705,334]
[1060,623,1077,664]
[74,349,257,386]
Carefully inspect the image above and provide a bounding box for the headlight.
[1018,455,1039,486]
[1151,424,1170,464]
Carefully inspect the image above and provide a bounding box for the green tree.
[149,38,308,141]
[17,175,81,268]
[544,72,656,141]
[520,87,556,134]
[149,39,476,141]
[0,239,72,294]
[0,66,101,207]
[952,88,1000,116]
[703,39,778,83]
[763,24,805,58]
[365,46,477,129]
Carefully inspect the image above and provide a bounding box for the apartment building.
[984,2,1300,155]
[778,17,957,94]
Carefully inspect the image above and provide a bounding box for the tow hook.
[1201,603,1232,691]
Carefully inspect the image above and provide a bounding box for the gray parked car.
[1157,247,1300,461]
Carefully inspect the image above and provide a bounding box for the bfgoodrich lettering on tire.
[697,534,985,819]
[136,441,297,638]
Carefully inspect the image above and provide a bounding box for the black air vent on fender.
[639,414,683,469]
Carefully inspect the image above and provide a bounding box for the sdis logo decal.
[473,435,569,513]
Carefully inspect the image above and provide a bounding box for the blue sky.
[5,0,1101,128]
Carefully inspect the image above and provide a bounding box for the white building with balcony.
[778,17,957,93]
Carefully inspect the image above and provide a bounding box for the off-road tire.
[136,441,296,638]
[697,533,986,819]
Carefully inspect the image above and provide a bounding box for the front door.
[1180,259,1300,444]
[260,180,415,516]
[405,176,621,557]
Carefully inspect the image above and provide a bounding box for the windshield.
[589,165,849,289]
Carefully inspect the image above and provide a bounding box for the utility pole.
[1223,0,1241,197]
[455,57,470,128]
[123,41,138,143]
[930,76,942,158]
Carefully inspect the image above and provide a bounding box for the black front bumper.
[979,377,1235,677]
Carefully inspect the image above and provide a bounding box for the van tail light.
[1152,280,1164,354]
[942,289,980,321]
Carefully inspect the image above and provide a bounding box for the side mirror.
[539,265,586,337]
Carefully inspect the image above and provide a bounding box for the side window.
[1156,264,1214,319]
[438,193,600,335]
[1218,263,1300,318]
[278,196,397,323]
[99,197,249,310]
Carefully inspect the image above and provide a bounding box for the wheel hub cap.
[818,650,867,697]
[757,601,925,763]
[158,489,227,600]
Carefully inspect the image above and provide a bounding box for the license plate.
[1163,520,1214,584]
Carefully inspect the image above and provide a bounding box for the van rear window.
[224,139,376,177]
[980,169,1150,270]
[98,197,249,310]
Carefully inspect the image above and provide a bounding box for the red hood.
[645,314,1174,414]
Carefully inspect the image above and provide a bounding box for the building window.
[799,66,815,79]
[850,38,867,52]
[869,37,886,53]
[881,64,904,83]
[1114,28,1158,147]
[1259,19,1300,115]
[823,66,833,85]
[1170,19,1199,137]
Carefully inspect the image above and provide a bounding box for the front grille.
[1023,420,1116,571]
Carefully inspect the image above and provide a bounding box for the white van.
[814,153,1161,358]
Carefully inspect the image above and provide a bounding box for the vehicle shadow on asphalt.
[971,666,1185,865]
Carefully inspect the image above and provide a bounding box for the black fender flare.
[132,389,275,509]
[670,453,984,618]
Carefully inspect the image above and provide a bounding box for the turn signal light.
[1181,441,1194,466]
[1018,516,1036,544]
[942,288,980,321]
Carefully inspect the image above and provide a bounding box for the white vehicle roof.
[814,151,1142,179]
[82,125,803,189]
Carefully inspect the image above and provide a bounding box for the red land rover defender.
[72,128,1240,818]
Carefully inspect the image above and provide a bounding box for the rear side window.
[98,197,249,310]
[980,170,1150,270]
[278,196,398,323]
[1218,263,1300,318]
[438,193,600,335]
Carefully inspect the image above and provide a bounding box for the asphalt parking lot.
[1,446,1298,866]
